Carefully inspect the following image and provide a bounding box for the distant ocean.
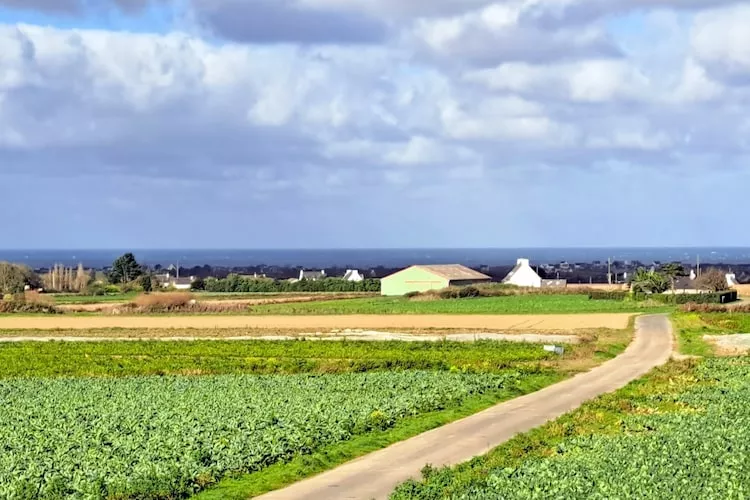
[2,248,750,269]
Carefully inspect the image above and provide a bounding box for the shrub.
[588,291,628,301]
[203,275,381,293]
[133,292,193,309]
[695,268,729,292]
[681,302,750,313]
[458,286,481,298]
[638,290,737,305]
[0,293,59,314]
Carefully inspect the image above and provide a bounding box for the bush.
[635,290,738,305]
[681,302,750,313]
[0,293,59,314]
[588,291,628,301]
[133,292,193,309]
[695,268,730,292]
[191,277,206,291]
[203,275,380,293]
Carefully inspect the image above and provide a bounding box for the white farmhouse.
[502,258,543,288]
[342,269,364,282]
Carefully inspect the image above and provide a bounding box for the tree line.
[195,274,381,293]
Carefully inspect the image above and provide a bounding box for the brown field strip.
[0,313,634,331]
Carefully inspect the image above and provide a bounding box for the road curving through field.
[254,314,673,500]
[0,313,633,331]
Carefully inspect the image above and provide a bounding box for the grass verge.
[391,359,709,499]
[193,373,561,500]
[671,311,750,356]
[248,295,671,316]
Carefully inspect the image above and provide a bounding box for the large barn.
[380,264,491,296]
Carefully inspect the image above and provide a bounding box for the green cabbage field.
[392,357,750,499]
[0,370,518,499]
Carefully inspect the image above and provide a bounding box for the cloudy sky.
[0,0,748,249]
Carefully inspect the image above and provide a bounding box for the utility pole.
[697,255,700,278]
[607,257,612,285]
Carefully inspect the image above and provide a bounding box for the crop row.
[0,339,556,378]
[391,358,750,499]
[0,371,519,499]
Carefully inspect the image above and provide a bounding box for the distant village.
[32,257,749,290]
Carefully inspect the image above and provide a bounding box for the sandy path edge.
[0,313,633,331]
[254,314,672,500]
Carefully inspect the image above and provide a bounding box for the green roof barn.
[380,265,491,296]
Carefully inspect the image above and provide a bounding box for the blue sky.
[0,0,749,249]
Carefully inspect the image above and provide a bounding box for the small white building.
[298,269,326,281]
[502,258,543,288]
[342,269,364,282]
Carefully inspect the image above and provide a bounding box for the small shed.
[380,265,491,296]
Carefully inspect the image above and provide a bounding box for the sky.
[0,0,749,249]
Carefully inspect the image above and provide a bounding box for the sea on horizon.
[0,248,749,269]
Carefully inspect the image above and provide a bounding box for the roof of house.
[300,270,326,280]
[410,264,491,281]
[674,276,698,290]
[502,259,541,283]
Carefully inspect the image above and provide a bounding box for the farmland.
[0,339,568,378]
[391,357,750,499]
[247,295,670,315]
[2,332,626,500]
[0,371,522,499]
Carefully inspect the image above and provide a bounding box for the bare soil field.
[0,313,633,331]
[56,294,367,313]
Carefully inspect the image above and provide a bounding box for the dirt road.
[255,314,672,500]
[0,313,632,331]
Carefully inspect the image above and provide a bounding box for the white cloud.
[465,59,650,102]
[2,1,750,246]
[691,5,750,82]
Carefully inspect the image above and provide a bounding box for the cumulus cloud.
[408,3,620,67]
[0,1,749,247]
[691,5,750,84]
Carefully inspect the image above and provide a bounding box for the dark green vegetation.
[108,252,143,284]
[0,371,523,499]
[249,295,671,315]
[0,340,560,379]
[672,311,750,356]
[0,331,632,499]
[195,377,558,500]
[633,290,737,304]
[391,357,750,499]
[199,274,380,293]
